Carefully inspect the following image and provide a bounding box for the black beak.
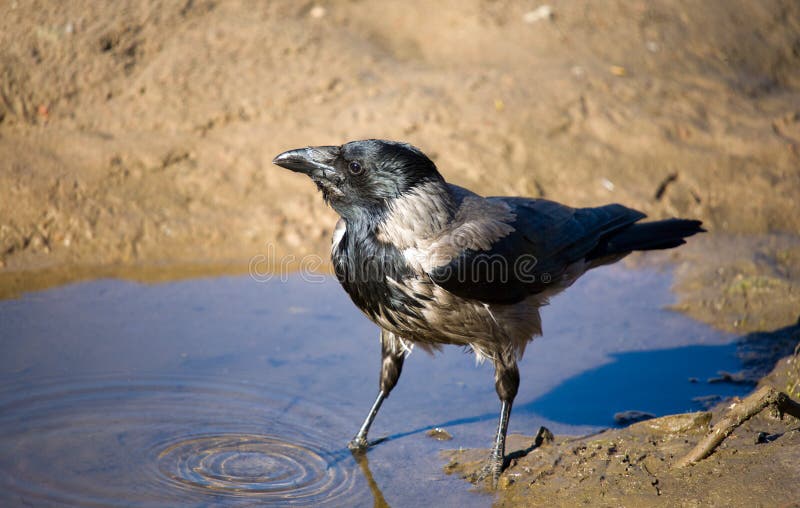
[272,145,340,177]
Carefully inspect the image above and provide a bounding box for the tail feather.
[588,218,705,261]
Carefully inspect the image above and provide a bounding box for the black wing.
[427,197,645,304]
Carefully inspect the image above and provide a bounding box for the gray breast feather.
[380,184,518,272]
[331,218,346,254]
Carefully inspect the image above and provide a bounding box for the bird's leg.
[348,391,387,451]
[474,358,519,487]
[348,330,406,452]
[485,399,513,480]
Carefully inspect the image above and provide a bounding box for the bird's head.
[273,139,444,220]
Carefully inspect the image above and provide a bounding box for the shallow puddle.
[0,265,749,506]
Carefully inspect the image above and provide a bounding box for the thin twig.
[675,386,800,468]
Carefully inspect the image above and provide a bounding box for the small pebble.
[523,5,554,23]
[638,411,711,434]
[426,427,453,441]
[610,65,627,77]
[534,426,554,446]
[497,475,514,488]
[309,5,326,19]
[707,370,752,384]
[614,410,655,425]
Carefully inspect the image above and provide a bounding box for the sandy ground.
[2,0,800,505]
[2,0,799,279]
[445,343,800,507]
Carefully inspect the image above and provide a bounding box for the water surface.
[0,265,748,506]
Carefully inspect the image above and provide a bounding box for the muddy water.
[0,265,749,506]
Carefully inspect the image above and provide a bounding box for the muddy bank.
[444,330,800,506]
[630,233,800,334]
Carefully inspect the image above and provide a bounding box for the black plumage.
[273,139,705,486]
[430,200,649,304]
[332,219,422,322]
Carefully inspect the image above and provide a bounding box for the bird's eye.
[348,161,363,175]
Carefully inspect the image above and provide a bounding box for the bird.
[272,139,704,486]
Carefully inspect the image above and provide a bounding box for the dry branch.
[675,386,800,468]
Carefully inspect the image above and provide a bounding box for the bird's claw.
[468,454,504,489]
[347,435,369,452]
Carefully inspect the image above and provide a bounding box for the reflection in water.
[0,266,750,506]
[352,452,391,508]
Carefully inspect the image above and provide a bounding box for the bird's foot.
[347,435,369,453]
[468,453,504,489]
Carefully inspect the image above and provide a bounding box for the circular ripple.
[157,434,344,499]
[0,375,363,506]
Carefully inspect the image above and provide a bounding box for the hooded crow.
[273,139,704,486]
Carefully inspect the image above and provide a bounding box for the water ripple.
[156,434,349,500]
[0,375,364,507]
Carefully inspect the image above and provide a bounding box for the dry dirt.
[2,0,800,505]
[2,0,799,289]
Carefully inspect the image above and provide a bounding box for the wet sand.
[445,342,800,506]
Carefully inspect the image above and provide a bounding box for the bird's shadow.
[339,424,559,504]
[528,320,800,426]
[337,321,799,500]
[383,320,794,437]
[343,343,748,451]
